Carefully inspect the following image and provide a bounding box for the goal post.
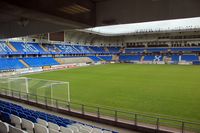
[26,78,71,103]
[50,82,70,102]
[0,77,71,103]
[8,77,29,93]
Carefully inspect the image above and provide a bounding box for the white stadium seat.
[0,121,9,133]
[37,118,48,127]
[9,125,28,133]
[67,125,79,132]
[103,131,112,133]
[60,126,73,133]
[48,122,60,131]
[49,128,60,133]
[91,128,103,133]
[83,126,93,132]
[11,114,22,128]
[72,124,83,129]
[79,128,90,133]
[22,118,34,133]
[34,123,49,133]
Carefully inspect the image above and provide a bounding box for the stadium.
[0,0,200,133]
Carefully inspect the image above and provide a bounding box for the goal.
[8,77,29,93]
[0,77,70,102]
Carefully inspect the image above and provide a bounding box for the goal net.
[8,77,29,93]
[0,77,70,103]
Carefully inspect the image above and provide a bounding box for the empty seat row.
[0,121,27,133]
[0,100,118,133]
[125,47,200,53]
[2,113,114,133]
[119,55,141,61]
[98,56,113,61]
[0,58,25,70]
[23,57,60,67]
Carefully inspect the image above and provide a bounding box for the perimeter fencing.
[0,78,199,133]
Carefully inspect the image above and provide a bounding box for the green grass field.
[25,64,200,122]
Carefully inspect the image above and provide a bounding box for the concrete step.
[39,44,48,52]
[140,56,144,61]
[19,59,29,68]
[7,42,17,52]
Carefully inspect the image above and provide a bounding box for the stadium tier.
[146,48,168,52]
[171,55,180,62]
[0,58,25,70]
[0,99,117,133]
[0,41,13,54]
[171,47,200,52]
[0,41,200,71]
[98,56,112,61]
[107,47,120,53]
[125,47,200,53]
[119,55,141,61]
[181,54,199,61]
[22,57,60,67]
[88,56,102,62]
[143,55,163,61]
[10,42,45,54]
[89,46,107,54]
[125,48,145,53]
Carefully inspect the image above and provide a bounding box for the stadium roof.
[83,17,200,36]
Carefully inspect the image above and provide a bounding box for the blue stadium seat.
[1,111,11,123]
[181,55,199,61]
[0,58,25,70]
[23,57,60,67]
[88,56,102,62]
[171,47,200,52]
[99,56,112,61]
[10,42,45,54]
[108,47,120,53]
[146,48,168,52]
[89,46,107,54]
[18,113,27,119]
[0,41,13,54]
[73,45,92,54]
[56,44,79,54]
[143,55,163,61]
[119,55,141,61]
[27,116,37,123]
[0,100,120,133]
[171,55,180,61]
[125,48,144,53]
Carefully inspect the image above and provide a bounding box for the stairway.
[161,56,167,62]
[7,42,17,52]
[39,44,48,52]
[55,58,64,64]
[104,47,109,52]
[88,47,95,53]
[179,55,182,62]
[120,47,125,53]
[72,46,80,53]
[56,46,62,52]
[97,56,104,61]
[112,55,119,61]
[140,56,144,61]
[19,59,29,68]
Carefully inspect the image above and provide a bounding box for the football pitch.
[25,64,200,121]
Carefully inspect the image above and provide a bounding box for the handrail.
[0,87,200,132]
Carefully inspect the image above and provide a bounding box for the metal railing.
[0,88,199,133]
